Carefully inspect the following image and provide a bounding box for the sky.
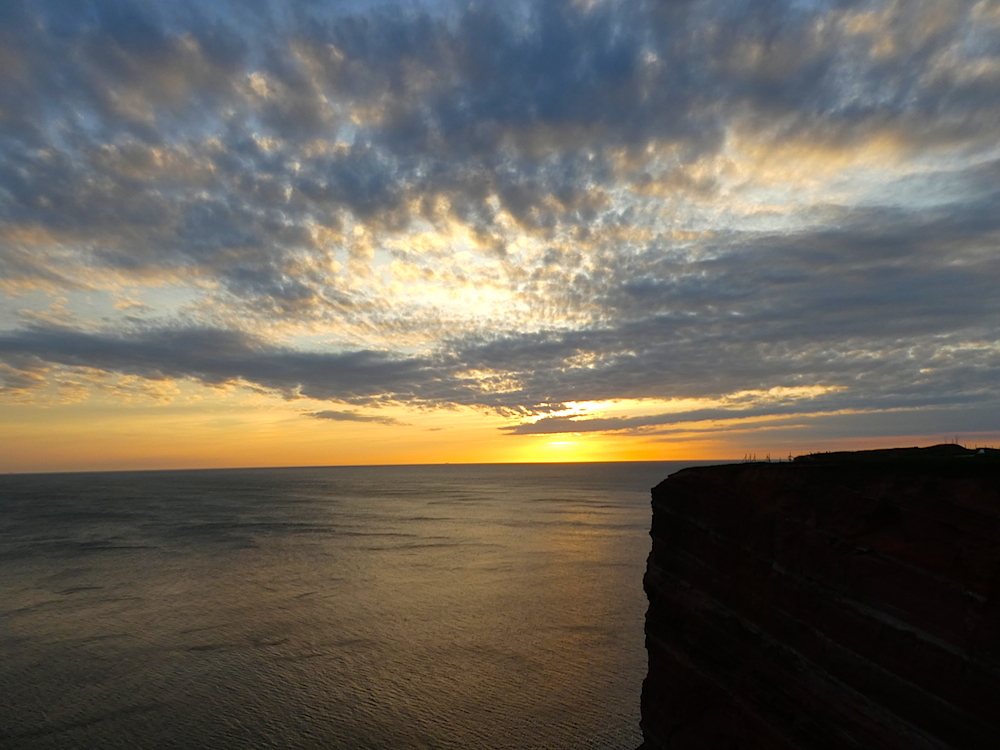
[2,0,1000,472]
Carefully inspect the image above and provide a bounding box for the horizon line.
[3,457,738,477]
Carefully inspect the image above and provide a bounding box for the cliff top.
[659,443,1000,494]
[794,443,1000,464]
[786,444,1000,478]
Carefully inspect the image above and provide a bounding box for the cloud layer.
[2,0,999,439]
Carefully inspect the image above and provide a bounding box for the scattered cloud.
[306,410,408,426]
[1,0,999,449]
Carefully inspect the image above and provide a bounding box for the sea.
[0,461,715,750]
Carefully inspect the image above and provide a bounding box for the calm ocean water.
[0,461,713,749]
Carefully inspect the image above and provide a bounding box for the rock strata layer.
[639,445,1000,749]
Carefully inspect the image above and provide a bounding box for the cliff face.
[640,447,1000,749]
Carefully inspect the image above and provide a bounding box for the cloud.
[4,1,997,282]
[305,410,407,426]
[1,0,999,440]
[0,324,444,402]
[0,357,48,396]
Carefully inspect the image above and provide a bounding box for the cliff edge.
[639,445,1000,749]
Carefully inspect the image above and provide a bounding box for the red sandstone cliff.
[639,446,1000,749]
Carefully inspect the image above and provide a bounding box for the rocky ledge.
[639,445,1000,749]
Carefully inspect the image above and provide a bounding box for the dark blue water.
[0,461,712,749]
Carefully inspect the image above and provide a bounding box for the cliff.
[639,445,1000,749]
